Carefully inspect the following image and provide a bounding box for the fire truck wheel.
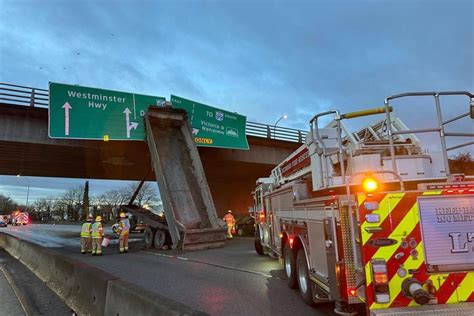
[297,248,314,306]
[254,229,265,255]
[284,243,297,289]
[144,227,155,249]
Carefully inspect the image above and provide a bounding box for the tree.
[96,188,130,221]
[61,186,84,221]
[0,194,18,213]
[129,182,159,207]
[31,196,56,221]
[450,152,474,175]
[81,181,90,220]
[95,182,160,221]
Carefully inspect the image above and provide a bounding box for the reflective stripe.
[119,219,130,235]
[223,214,235,225]
[91,222,103,238]
[360,191,474,310]
[80,222,92,237]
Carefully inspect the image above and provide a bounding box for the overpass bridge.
[0,83,307,216]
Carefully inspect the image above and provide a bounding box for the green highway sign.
[171,95,249,150]
[49,82,165,140]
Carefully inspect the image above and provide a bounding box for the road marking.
[142,251,277,279]
[1,265,34,316]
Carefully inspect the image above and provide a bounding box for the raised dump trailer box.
[141,106,226,251]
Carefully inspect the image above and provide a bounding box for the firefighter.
[223,210,236,239]
[80,215,94,254]
[91,216,105,256]
[117,212,130,253]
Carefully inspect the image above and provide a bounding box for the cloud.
[0,0,472,200]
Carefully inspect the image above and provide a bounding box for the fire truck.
[252,91,474,315]
[12,210,29,225]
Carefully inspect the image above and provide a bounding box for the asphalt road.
[1,224,337,316]
[0,248,71,316]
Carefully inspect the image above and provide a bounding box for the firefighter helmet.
[119,212,126,218]
[87,215,94,221]
[95,216,102,222]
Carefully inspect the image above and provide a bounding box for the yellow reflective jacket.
[119,219,130,235]
[91,222,104,238]
[80,222,92,237]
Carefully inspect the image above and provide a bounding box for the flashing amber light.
[259,213,265,221]
[278,232,283,238]
[348,288,357,296]
[374,272,388,284]
[362,177,379,193]
[289,237,295,249]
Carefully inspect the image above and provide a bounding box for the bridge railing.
[0,83,49,108]
[0,82,307,143]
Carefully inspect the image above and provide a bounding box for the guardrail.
[0,82,307,143]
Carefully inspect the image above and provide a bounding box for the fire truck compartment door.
[418,195,474,272]
[308,221,329,280]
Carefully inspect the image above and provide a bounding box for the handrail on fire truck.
[384,91,474,178]
[309,106,395,189]
[309,92,474,190]
[309,110,344,188]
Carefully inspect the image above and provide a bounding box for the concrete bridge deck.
[0,83,306,216]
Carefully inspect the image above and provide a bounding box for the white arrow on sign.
[62,102,72,136]
[123,108,139,138]
[192,128,199,135]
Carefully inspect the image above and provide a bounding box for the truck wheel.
[254,229,264,255]
[144,227,155,248]
[297,248,315,306]
[284,243,298,289]
[154,230,166,249]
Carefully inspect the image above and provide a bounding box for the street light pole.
[16,175,30,211]
[273,114,288,139]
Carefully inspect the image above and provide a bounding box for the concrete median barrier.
[105,279,206,316]
[67,261,118,316]
[0,232,208,316]
[48,254,77,305]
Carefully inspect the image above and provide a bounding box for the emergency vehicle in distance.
[252,91,474,315]
[12,210,29,225]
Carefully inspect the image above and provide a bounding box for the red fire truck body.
[253,91,474,315]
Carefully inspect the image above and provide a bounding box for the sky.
[0,0,473,203]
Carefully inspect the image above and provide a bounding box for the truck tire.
[144,227,155,249]
[254,229,265,255]
[154,229,166,249]
[284,243,298,289]
[297,248,315,306]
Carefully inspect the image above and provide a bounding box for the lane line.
[1,265,34,316]
[142,251,277,279]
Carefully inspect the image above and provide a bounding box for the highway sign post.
[49,82,165,140]
[171,95,249,150]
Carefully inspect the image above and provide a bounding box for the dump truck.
[122,105,226,251]
[252,91,474,315]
